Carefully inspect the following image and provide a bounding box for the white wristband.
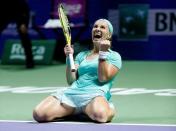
[99,51,109,60]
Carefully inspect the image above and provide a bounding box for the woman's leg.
[33,96,75,122]
[84,96,115,123]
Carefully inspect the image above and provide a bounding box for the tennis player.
[33,19,122,123]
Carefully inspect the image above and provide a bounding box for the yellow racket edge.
[58,4,71,46]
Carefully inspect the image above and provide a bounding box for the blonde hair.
[98,19,113,35]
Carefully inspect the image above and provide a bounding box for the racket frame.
[58,4,75,72]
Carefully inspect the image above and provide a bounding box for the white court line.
[0,120,176,127]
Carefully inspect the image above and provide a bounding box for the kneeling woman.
[33,19,122,123]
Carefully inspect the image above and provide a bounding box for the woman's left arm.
[98,60,119,82]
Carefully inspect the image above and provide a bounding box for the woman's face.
[92,20,111,49]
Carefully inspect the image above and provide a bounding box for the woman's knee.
[32,103,55,123]
[85,105,110,123]
[33,107,48,123]
[85,97,115,123]
[91,107,110,123]
[32,96,56,122]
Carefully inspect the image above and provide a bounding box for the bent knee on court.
[87,107,111,123]
[33,108,51,123]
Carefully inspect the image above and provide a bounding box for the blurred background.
[0,0,175,64]
[0,0,176,123]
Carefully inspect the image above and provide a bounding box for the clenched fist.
[99,40,111,51]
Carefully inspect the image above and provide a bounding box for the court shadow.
[29,114,114,124]
[53,113,95,123]
[29,114,98,124]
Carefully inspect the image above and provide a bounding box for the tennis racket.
[58,4,75,72]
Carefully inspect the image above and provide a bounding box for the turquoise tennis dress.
[52,49,122,108]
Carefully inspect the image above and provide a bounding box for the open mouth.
[93,32,102,40]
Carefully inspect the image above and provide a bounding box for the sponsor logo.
[1,39,56,65]
[10,43,45,60]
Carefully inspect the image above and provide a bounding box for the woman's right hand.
[64,45,74,56]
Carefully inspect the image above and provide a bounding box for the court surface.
[0,61,176,130]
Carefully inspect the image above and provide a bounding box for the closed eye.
[93,25,98,29]
[100,25,105,29]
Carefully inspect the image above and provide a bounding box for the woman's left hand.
[99,40,111,51]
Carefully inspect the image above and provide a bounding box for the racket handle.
[68,53,75,72]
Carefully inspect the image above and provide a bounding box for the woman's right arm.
[64,45,78,85]
[66,63,78,85]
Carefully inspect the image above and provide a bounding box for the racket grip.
[68,53,76,72]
